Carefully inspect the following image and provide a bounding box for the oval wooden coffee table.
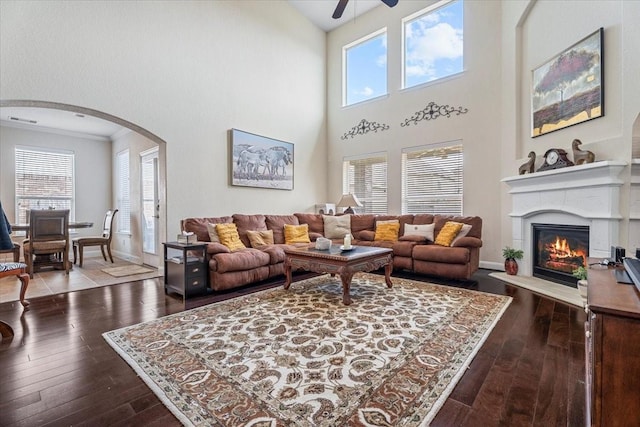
[283,245,393,305]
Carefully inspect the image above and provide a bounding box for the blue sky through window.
[404,0,463,88]
[345,30,387,106]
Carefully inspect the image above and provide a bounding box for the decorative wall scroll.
[341,119,390,140]
[400,101,469,127]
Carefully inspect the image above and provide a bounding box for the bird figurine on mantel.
[572,139,595,165]
[518,151,536,175]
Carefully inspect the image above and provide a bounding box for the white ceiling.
[0,1,381,138]
[288,0,383,32]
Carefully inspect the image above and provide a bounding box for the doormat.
[102,265,155,277]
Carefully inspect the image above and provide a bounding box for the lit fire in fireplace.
[540,235,587,273]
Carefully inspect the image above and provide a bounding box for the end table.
[163,241,208,299]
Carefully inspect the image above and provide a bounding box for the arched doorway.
[0,99,167,268]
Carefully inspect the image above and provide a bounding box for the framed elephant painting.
[229,128,294,190]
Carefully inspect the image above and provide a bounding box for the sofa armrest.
[452,236,483,248]
[206,242,231,255]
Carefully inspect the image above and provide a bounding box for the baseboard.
[480,261,503,271]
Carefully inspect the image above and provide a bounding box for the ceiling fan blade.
[332,0,349,19]
[380,0,399,7]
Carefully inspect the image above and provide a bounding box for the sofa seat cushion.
[266,214,300,244]
[260,244,296,265]
[413,245,470,264]
[212,248,270,273]
[392,241,417,257]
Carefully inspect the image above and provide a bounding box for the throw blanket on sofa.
[0,201,13,250]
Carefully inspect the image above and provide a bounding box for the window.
[343,28,387,106]
[15,147,75,223]
[401,142,463,215]
[116,149,131,233]
[403,0,463,89]
[342,153,387,214]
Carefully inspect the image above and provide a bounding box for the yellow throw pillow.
[247,229,274,247]
[434,221,464,247]
[374,222,400,242]
[216,223,246,251]
[284,224,310,244]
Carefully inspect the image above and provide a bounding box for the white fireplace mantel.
[502,160,627,276]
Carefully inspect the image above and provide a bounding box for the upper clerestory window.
[343,28,387,106]
[402,0,464,89]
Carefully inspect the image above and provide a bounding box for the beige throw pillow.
[403,223,435,241]
[206,223,221,243]
[451,224,472,246]
[323,215,351,239]
[247,229,274,247]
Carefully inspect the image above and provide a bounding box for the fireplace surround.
[503,160,626,278]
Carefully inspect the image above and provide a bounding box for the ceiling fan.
[332,0,399,19]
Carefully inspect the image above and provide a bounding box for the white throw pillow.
[206,223,221,243]
[323,214,351,239]
[403,223,435,241]
[451,223,472,245]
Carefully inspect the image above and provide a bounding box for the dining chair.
[23,209,70,278]
[0,261,29,340]
[72,209,118,267]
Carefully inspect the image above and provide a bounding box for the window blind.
[401,142,463,215]
[15,147,75,223]
[342,154,388,214]
[116,150,131,233]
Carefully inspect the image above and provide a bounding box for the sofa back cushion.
[294,213,324,235]
[233,214,267,247]
[434,215,482,239]
[350,215,376,236]
[412,214,435,226]
[181,216,233,242]
[265,214,299,244]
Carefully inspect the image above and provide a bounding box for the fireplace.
[532,223,589,287]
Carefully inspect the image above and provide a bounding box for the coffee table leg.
[339,269,354,305]
[284,258,292,289]
[384,262,393,288]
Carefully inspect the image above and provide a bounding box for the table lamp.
[336,193,362,214]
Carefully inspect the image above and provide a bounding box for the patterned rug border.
[104,272,512,426]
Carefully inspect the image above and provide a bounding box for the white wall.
[0,0,327,239]
[501,0,639,255]
[327,0,505,265]
[0,125,111,235]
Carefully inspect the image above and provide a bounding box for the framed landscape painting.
[229,128,294,190]
[531,28,604,137]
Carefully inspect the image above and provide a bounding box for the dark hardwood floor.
[0,269,586,427]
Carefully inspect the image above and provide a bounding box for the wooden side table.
[163,242,208,299]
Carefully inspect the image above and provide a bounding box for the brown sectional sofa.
[181,213,482,292]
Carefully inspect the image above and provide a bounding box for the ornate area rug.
[104,272,511,426]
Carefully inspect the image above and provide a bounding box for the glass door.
[141,148,159,267]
